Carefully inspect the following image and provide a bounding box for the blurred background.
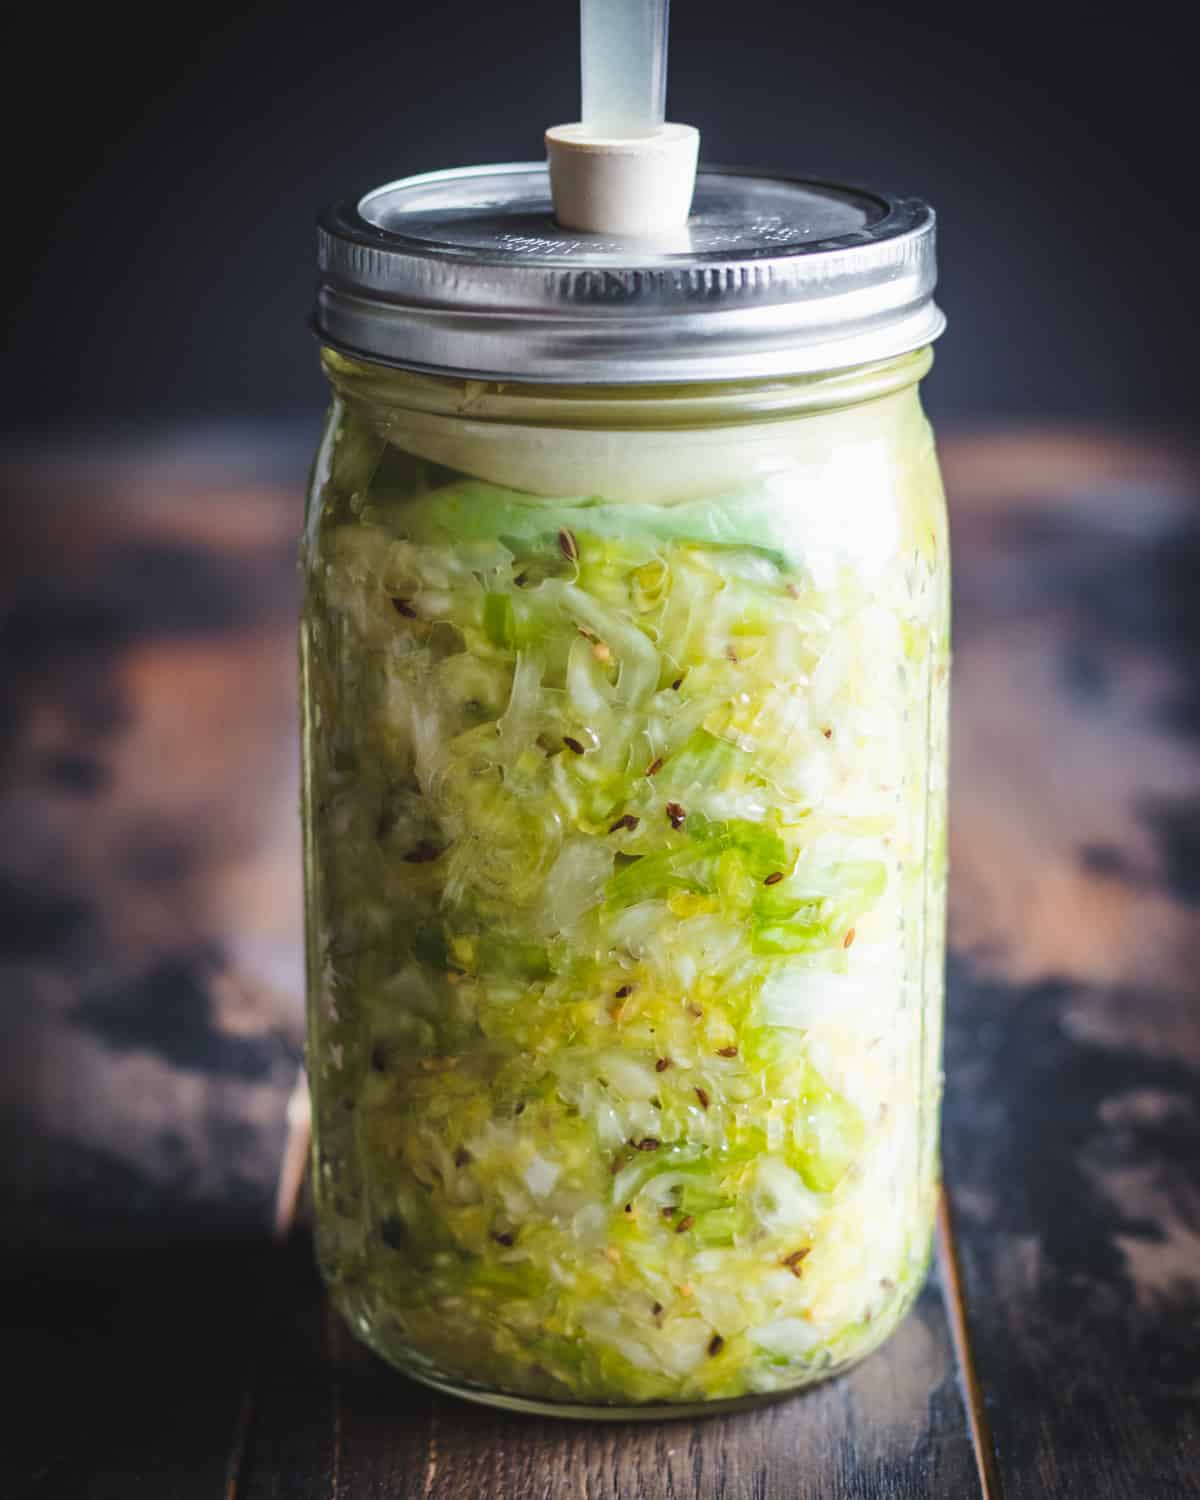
[2,0,1200,1266]
[3,0,1199,1240]
[3,7,1200,1491]
[3,0,1196,438]
[4,0,1198,1241]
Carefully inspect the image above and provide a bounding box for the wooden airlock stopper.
[546,0,698,236]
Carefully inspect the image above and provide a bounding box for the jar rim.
[315,163,944,385]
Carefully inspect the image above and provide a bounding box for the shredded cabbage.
[301,399,949,1407]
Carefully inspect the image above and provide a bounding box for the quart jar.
[301,165,949,1416]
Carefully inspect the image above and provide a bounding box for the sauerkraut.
[301,376,949,1409]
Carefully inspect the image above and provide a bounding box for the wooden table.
[2,429,1197,1498]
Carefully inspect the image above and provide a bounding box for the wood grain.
[231,1231,978,1500]
[0,443,306,1499]
[0,443,305,1252]
[940,430,1200,1499]
[4,427,1198,1497]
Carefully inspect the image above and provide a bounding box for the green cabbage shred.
[302,407,948,1406]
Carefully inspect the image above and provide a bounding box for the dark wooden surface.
[230,1236,977,1500]
[2,428,1198,1498]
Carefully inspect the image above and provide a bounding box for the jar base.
[327,1257,929,1421]
[392,1365,803,1421]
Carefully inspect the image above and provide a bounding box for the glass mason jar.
[302,166,949,1416]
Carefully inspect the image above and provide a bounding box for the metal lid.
[315,163,943,384]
